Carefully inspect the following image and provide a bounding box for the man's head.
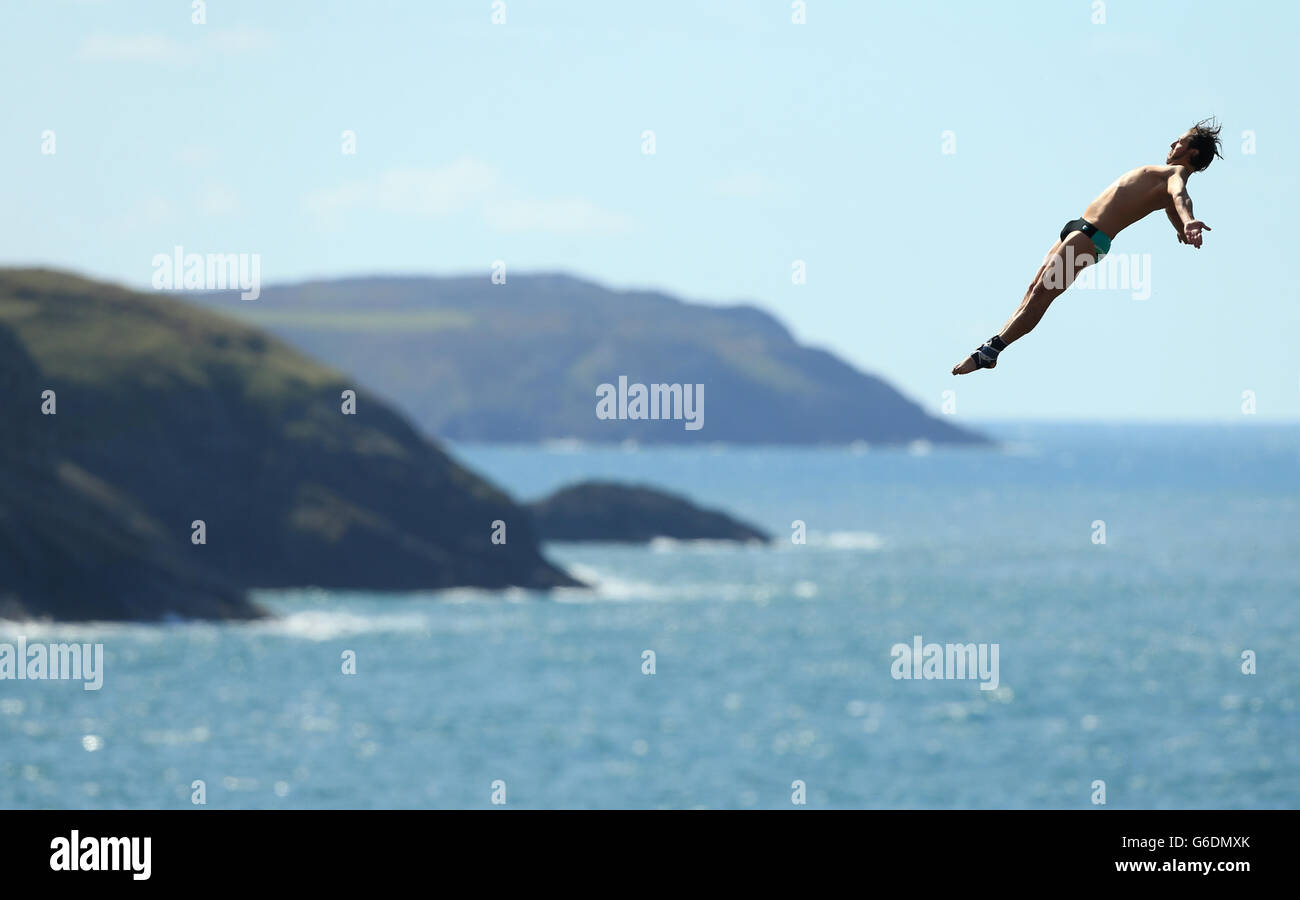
[1167,117,1224,172]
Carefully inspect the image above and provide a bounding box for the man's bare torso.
[1082,165,1184,237]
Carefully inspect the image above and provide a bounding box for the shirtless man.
[953,118,1223,375]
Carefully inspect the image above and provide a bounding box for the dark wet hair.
[1186,117,1224,172]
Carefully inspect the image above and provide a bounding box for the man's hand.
[1183,219,1210,248]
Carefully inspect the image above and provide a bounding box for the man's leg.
[999,231,1098,342]
[952,231,1097,375]
[1020,238,1064,305]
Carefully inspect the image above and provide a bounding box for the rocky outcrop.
[528,481,770,544]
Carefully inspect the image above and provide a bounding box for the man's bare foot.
[951,353,990,375]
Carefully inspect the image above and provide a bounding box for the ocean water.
[2,423,1297,809]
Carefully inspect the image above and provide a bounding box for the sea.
[2,423,1297,809]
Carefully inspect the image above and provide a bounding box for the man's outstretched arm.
[1165,199,1188,243]
[1168,169,1210,248]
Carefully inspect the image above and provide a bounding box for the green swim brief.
[1060,217,1112,258]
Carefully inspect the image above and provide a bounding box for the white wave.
[793,580,819,599]
[558,563,666,602]
[812,531,885,551]
[998,441,1041,457]
[541,438,586,453]
[647,537,755,553]
[0,607,434,642]
[0,618,173,642]
[247,609,432,640]
[557,563,771,604]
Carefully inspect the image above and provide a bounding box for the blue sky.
[2,0,1296,421]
